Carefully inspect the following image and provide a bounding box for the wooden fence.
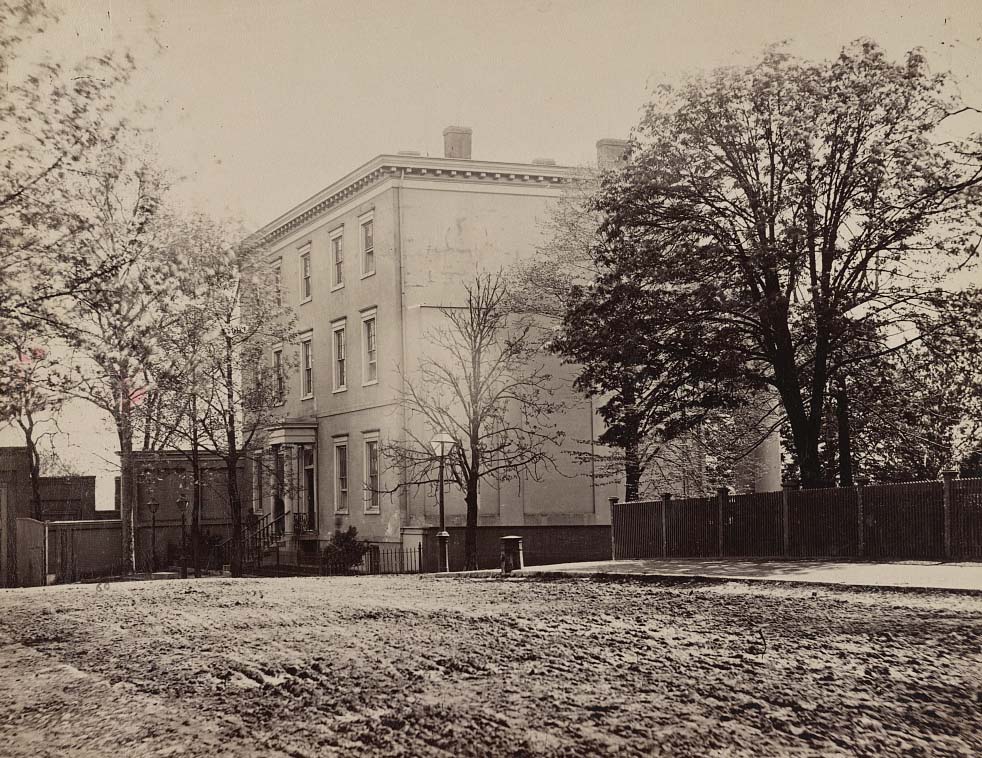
[612,473,980,562]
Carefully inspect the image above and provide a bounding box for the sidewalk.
[512,558,982,594]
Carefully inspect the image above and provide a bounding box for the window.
[361,215,374,276]
[364,435,380,513]
[332,321,346,391]
[331,229,344,288]
[334,441,348,513]
[301,446,316,523]
[299,245,311,302]
[300,337,313,398]
[272,262,282,306]
[362,311,377,385]
[272,348,284,403]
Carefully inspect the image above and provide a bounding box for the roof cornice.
[257,154,578,247]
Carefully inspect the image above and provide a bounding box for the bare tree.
[385,273,565,570]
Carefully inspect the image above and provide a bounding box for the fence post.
[856,479,866,559]
[716,487,728,558]
[661,493,671,558]
[942,469,958,560]
[608,497,618,560]
[781,480,798,558]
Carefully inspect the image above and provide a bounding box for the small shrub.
[323,527,369,574]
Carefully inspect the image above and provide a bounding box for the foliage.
[577,40,982,488]
[384,273,565,569]
[322,527,369,573]
[0,1,136,342]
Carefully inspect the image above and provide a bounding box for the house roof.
[255,153,578,247]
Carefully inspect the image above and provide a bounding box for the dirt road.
[0,575,980,756]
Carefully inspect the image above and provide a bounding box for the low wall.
[15,518,46,587]
[47,520,126,583]
[414,525,612,572]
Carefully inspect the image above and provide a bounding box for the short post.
[437,530,450,573]
[500,535,524,575]
[608,496,618,559]
[716,487,728,558]
[661,493,671,558]
[781,480,798,558]
[146,500,159,574]
[942,469,957,560]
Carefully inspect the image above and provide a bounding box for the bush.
[322,527,369,574]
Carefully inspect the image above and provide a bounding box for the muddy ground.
[0,575,980,757]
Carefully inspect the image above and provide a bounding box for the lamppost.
[146,500,159,574]
[177,495,190,579]
[430,432,456,573]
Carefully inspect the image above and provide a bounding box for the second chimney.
[443,126,472,159]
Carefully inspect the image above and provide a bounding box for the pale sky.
[5,0,982,505]
[35,0,982,229]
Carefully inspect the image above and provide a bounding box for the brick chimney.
[443,126,472,159]
[596,138,629,170]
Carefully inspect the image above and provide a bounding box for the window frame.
[272,260,283,307]
[300,445,316,521]
[300,334,313,399]
[298,243,312,303]
[330,226,344,290]
[331,320,347,393]
[361,308,378,386]
[360,212,375,278]
[272,347,285,405]
[334,438,349,514]
[363,432,380,514]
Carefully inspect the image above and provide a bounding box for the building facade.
[253,127,779,556]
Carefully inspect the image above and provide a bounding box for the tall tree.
[385,274,565,569]
[147,222,296,577]
[0,328,71,519]
[0,0,134,341]
[62,158,176,573]
[586,40,982,488]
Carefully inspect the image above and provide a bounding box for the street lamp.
[177,495,190,579]
[430,432,456,572]
[146,500,160,574]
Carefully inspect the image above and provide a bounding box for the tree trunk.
[225,333,243,578]
[835,382,854,487]
[464,473,479,571]
[117,419,136,574]
[624,438,641,502]
[20,422,43,521]
[191,392,202,578]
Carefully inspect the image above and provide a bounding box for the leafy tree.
[0,328,71,519]
[385,273,565,570]
[146,223,296,577]
[0,0,135,341]
[585,40,982,488]
[61,159,177,572]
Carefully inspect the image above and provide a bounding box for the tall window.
[335,442,348,513]
[332,322,346,391]
[301,337,313,398]
[361,217,374,276]
[300,247,311,301]
[272,348,284,403]
[302,447,315,523]
[273,263,282,306]
[364,435,380,513]
[331,229,344,288]
[362,312,377,384]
